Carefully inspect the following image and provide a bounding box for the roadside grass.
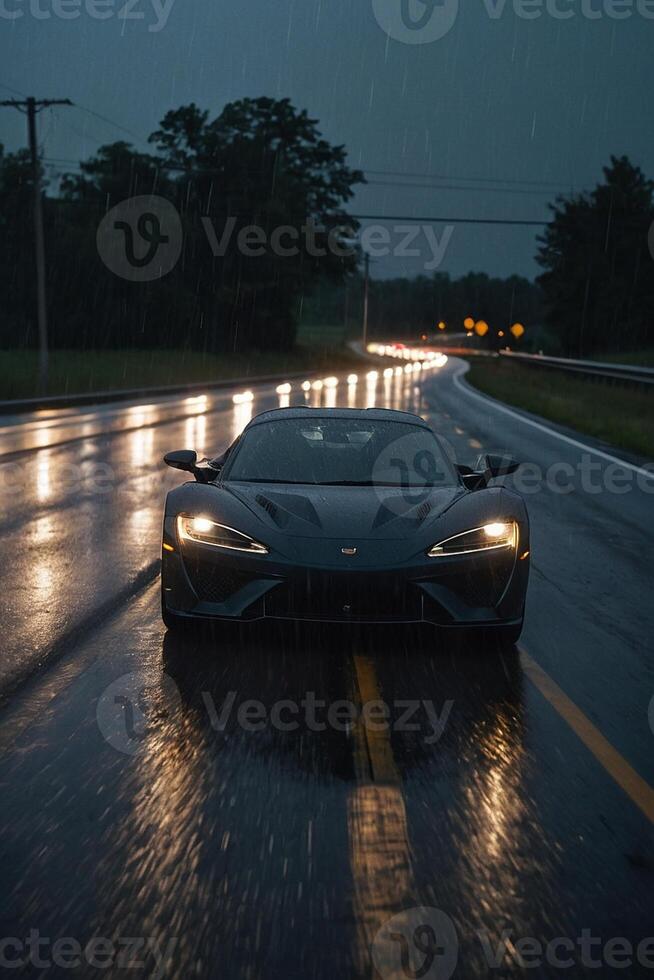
[466,358,654,459]
[296,322,351,346]
[0,345,364,401]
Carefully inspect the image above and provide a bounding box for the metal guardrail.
[498,351,654,387]
[0,370,319,416]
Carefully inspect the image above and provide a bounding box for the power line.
[363,167,575,190]
[70,102,143,141]
[8,95,582,194]
[350,212,547,227]
[40,159,549,225]
[0,80,27,98]
[364,179,556,198]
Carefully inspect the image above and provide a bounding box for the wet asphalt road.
[1,358,653,979]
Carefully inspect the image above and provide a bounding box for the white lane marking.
[451,362,654,482]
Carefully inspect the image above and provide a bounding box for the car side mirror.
[457,454,521,491]
[164,450,198,473]
[483,453,520,478]
[456,464,488,491]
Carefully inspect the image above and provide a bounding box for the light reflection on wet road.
[1,358,653,979]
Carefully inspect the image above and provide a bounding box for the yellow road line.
[520,648,654,825]
[348,653,415,975]
[352,654,401,786]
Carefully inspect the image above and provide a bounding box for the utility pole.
[1,97,72,394]
[362,251,370,350]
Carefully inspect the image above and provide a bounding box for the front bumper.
[162,521,529,627]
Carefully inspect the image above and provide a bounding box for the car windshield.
[223,417,457,487]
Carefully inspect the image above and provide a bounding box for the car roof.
[244,407,431,429]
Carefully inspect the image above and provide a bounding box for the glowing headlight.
[177,516,269,554]
[428,521,517,557]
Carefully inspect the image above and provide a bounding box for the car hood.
[222,483,463,540]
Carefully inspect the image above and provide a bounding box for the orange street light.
[511,323,526,339]
[474,320,489,337]
[464,317,475,330]
[438,321,447,331]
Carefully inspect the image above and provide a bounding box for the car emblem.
[342,547,357,556]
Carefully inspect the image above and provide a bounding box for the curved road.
[1,357,653,979]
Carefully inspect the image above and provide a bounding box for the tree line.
[1,97,363,354]
[302,272,544,348]
[1,92,652,358]
[306,156,654,356]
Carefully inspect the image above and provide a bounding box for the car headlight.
[428,521,517,557]
[177,516,269,554]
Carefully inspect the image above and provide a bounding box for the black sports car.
[161,407,530,643]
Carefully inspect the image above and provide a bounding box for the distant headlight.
[428,521,517,557]
[177,516,269,554]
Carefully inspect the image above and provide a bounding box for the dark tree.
[536,156,654,356]
[0,146,42,347]
[53,142,185,350]
[149,97,364,351]
[0,99,363,354]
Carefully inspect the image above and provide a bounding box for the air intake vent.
[416,501,432,523]
[255,494,290,528]
[256,494,278,519]
[186,560,256,604]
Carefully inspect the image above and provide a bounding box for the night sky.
[2,0,653,279]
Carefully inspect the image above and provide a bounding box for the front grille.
[265,572,422,622]
[185,557,256,604]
